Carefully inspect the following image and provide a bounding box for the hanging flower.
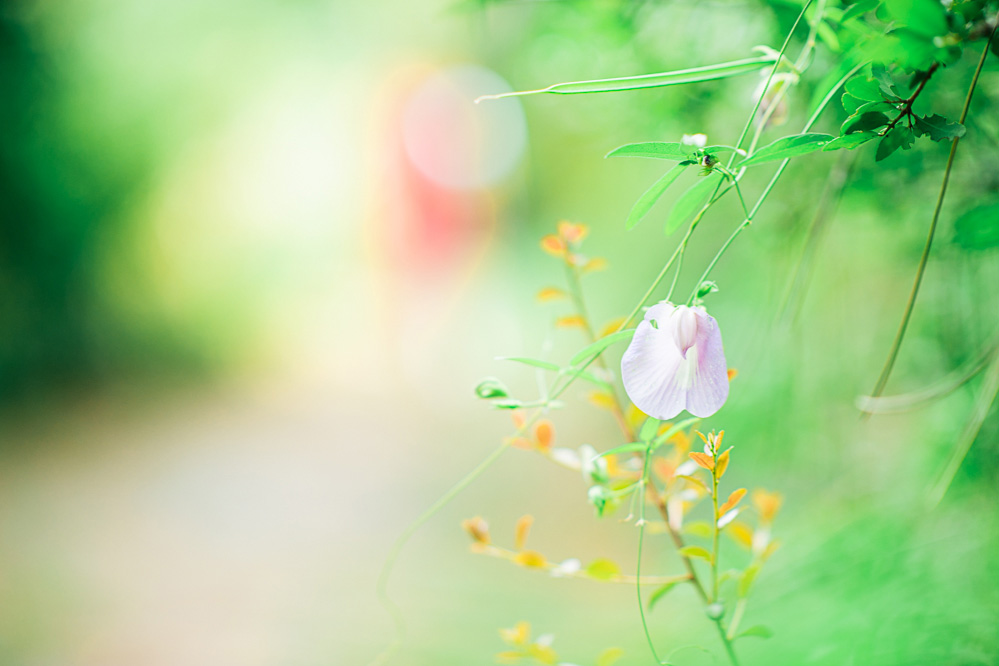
[620,301,729,419]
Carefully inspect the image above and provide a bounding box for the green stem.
[867,30,995,405]
[636,444,667,665]
[686,61,866,304]
[710,442,721,602]
[370,441,511,666]
[927,345,999,507]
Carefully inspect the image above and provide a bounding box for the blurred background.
[1,0,997,664]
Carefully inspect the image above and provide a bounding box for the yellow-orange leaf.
[506,436,532,450]
[527,644,559,665]
[511,411,526,429]
[583,257,608,273]
[540,234,566,256]
[534,421,554,450]
[499,621,531,646]
[496,650,525,664]
[626,404,648,429]
[653,458,675,482]
[555,315,586,328]
[715,450,730,478]
[727,368,739,381]
[727,521,754,549]
[689,452,715,470]
[558,220,589,244]
[514,515,534,550]
[678,474,708,492]
[599,318,627,338]
[536,287,567,302]
[588,392,616,410]
[514,550,547,568]
[753,489,783,523]
[462,516,490,544]
[720,488,747,515]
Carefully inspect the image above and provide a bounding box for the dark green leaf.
[626,164,688,230]
[664,172,724,235]
[842,111,889,134]
[854,100,897,115]
[823,133,876,151]
[914,114,966,141]
[953,202,999,250]
[841,93,866,114]
[884,0,947,37]
[648,582,680,611]
[875,126,914,161]
[871,63,901,99]
[739,133,835,166]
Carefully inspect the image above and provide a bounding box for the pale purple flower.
[620,301,729,420]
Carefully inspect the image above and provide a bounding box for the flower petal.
[683,308,729,417]
[621,303,685,419]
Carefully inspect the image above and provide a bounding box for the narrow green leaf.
[497,357,560,372]
[842,0,879,23]
[739,134,834,166]
[591,442,646,460]
[648,582,680,611]
[678,545,713,562]
[823,133,876,151]
[737,625,774,640]
[607,142,692,161]
[568,329,635,367]
[475,377,509,399]
[665,172,724,235]
[626,164,688,230]
[475,55,778,101]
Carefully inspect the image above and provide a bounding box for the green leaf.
[875,126,914,161]
[682,521,713,538]
[914,114,966,142]
[737,625,774,640]
[475,377,509,399]
[842,0,879,23]
[607,142,693,161]
[842,111,889,134]
[474,55,779,101]
[639,417,661,442]
[678,546,713,562]
[653,417,700,446]
[568,329,635,367]
[953,201,999,250]
[626,164,688,230]
[665,172,724,234]
[497,357,560,372]
[585,558,621,581]
[853,100,896,116]
[739,134,834,167]
[884,0,947,37]
[841,93,865,115]
[648,582,680,611]
[871,63,901,99]
[823,133,876,151]
[738,563,760,598]
[591,442,647,460]
[844,75,883,102]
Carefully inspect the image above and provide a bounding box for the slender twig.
[881,63,939,135]
[867,28,996,407]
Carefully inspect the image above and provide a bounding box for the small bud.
[706,603,725,620]
[696,280,719,299]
